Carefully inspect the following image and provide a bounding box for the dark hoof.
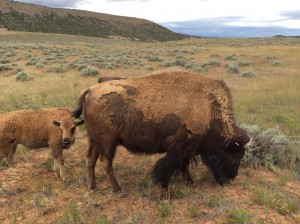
[115,190,127,198]
[186,179,195,187]
[215,176,230,185]
[88,182,96,190]
[112,186,122,193]
[160,188,170,200]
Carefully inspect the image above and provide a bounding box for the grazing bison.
[0,108,84,179]
[73,71,250,197]
[98,76,126,83]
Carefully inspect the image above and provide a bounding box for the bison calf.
[0,108,84,179]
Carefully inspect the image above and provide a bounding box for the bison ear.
[53,121,61,127]
[76,119,85,126]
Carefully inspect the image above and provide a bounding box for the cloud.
[280,11,300,20]
[16,0,85,8]
[161,18,300,37]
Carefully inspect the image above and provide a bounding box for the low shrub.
[227,64,240,74]
[241,71,255,78]
[241,124,299,170]
[80,67,100,77]
[145,65,154,71]
[16,71,33,82]
[238,60,253,67]
[224,55,236,61]
[0,64,11,71]
[147,56,162,62]
[272,60,280,65]
[0,58,10,64]
[26,57,40,66]
[55,65,66,73]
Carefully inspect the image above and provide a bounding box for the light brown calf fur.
[0,108,84,179]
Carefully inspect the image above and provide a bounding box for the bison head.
[222,132,251,179]
[53,119,85,148]
[199,124,251,185]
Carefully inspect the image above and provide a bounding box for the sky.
[16,0,300,37]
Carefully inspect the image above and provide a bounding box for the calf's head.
[53,118,84,148]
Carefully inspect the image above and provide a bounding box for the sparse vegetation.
[241,124,299,171]
[241,71,255,78]
[15,71,33,81]
[80,67,100,77]
[223,207,253,224]
[227,63,240,74]
[157,202,173,219]
[0,32,299,224]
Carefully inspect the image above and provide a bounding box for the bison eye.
[71,127,76,135]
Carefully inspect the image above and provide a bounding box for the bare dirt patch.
[0,132,299,223]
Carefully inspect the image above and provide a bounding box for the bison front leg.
[179,160,195,186]
[152,143,186,200]
[86,144,99,190]
[201,153,230,185]
[52,148,65,180]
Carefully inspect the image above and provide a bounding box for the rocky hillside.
[0,0,189,41]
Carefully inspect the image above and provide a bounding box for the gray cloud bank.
[161,17,300,37]
[280,10,300,20]
[16,0,85,8]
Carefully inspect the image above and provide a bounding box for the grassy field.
[0,31,299,223]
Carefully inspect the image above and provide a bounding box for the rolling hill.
[0,0,189,41]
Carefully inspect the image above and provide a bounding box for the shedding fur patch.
[86,71,238,138]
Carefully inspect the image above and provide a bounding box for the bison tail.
[72,89,89,118]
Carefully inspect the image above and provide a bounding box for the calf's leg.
[52,148,65,180]
[7,145,17,167]
[86,144,99,190]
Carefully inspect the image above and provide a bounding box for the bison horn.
[243,137,252,149]
[234,142,240,146]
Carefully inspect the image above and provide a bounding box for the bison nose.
[63,138,71,146]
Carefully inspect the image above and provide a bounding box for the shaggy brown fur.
[98,76,126,83]
[0,108,84,179]
[73,71,250,198]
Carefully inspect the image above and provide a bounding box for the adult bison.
[73,71,250,197]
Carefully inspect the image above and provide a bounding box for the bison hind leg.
[96,139,121,193]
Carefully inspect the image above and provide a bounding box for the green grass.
[157,202,173,219]
[223,207,253,224]
[59,203,84,224]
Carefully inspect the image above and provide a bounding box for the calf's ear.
[76,119,85,126]
[53,121,61,127]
